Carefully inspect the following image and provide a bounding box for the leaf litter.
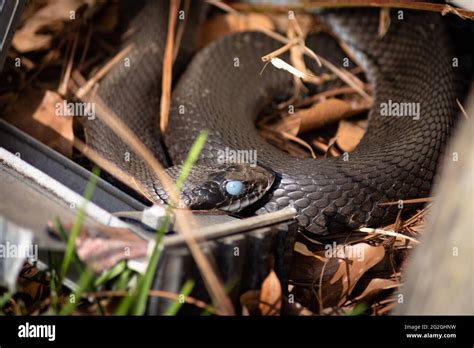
[0,0,441,316]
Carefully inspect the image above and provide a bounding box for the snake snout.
[176,163,275,212]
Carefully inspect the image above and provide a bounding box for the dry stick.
[82,290,214,313]
[206,0,238,14]
[78,23,93,71]
[69,73,234,316]
[75,45,133,99]
[295,85,365,107]
[260,28,322,66]
[58,32,79,96]
[73,138,152,200]
[58,39,73,92]
[456,98,470,119]
[378,8,391,38]
[288,22,305,97]
[230,1,474,20]
[402,204,432,228]
[378,197,433,206]
[318,56,372,103]
[160,0,180,133]
[173,0,190,62]
[259,123,317,159]
[261,39,299,62]
[259,27,370,102]
[357,227,420,244]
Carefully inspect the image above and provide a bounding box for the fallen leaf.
[240,290,261,316]
[13,0,95,52]
[273,114,301,136]
[351,278,399,304]
[296,98,355,133]
[291,241,386,309]
[259,270,282,316]
[2,89,74,157]
[335,119,366,153]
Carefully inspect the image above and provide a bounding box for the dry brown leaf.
[240,290,261,316]
[200,13,274,47]
[351,278,399,303]
[272,98,357,135]
[291,241,385,309]
[287,99,353,134]
[259,270,282,316]
[274,114,301,136]
[2,89,74,157]
[336,119,365,153]
[13,0,95,52]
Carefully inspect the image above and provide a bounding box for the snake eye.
[225,180,245,196]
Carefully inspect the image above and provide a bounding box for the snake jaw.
[153,163,274,212]
[186,164,275,212]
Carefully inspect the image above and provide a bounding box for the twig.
[82,289,214,313]
[75,45,133,99]
[378,8,391,37]
[318,56,372,103]
[456,98,469,119]
[160,0,180,132]
[58,32,79,96]
[378,197,433,206]
[73,138,152,201]
[296,85,370,107]
[78,23,93,71]
[259,28,322,66]
[357,227,420,244]
[173,0,190,62]
[230,1,474,20]
[261,39,300,62]
[206,0,238,14]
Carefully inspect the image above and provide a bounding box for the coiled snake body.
[84,1,462,235]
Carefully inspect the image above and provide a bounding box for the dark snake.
[83,1,463,235]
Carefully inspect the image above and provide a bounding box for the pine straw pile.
[0,0,448,315]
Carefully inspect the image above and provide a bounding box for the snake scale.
[83,0,463,235]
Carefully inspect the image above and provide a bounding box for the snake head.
[154,164,275,212]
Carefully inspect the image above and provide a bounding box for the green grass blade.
[129,215,169,315]
[0,290,13,309]
[60,167,100,281]
[49,268,59,314]
[347,302,368,316]
[175,131,208,191]
[113,268,133,291]
[164,280,195,316]
[53,217,84,276]
[58,268,93,316]
[94,261,127,288]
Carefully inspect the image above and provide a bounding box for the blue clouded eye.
[225,180,244,196]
